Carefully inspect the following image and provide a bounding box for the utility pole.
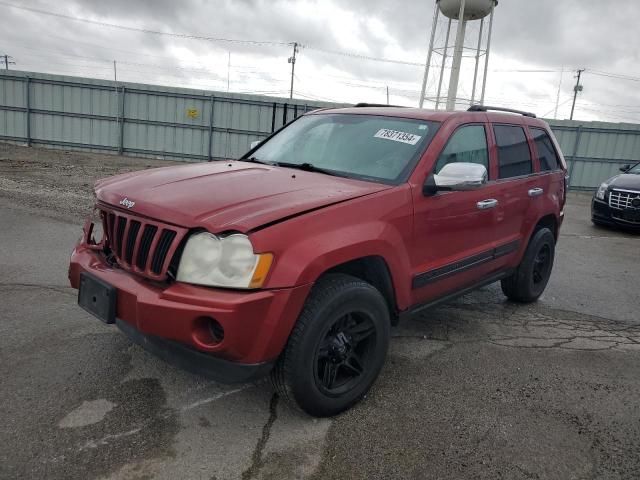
[570,68,585,120]
[386,86,389,105]
[113,60,117,82]
[2,54,15,70]
[288,42,298,99]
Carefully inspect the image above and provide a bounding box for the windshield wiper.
[275,162,342,177]
[244,158,343,177]
[243,156,275,166]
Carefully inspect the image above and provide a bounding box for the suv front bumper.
[69,246,311,383]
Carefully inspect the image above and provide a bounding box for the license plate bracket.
[78,272,116,324]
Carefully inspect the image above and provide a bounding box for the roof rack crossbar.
[353,103,407,108]
[467,105,537,118]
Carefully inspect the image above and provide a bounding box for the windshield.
[628,163,640,174]
[248,114,439,183]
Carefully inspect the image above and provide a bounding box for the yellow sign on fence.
[186,108,199,119]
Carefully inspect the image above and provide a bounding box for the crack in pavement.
[0,282,76,296]
[397,301,640,353]
[241,394,280,480]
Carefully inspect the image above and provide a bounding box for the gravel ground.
[1,143,639,480]
[0,142,180,223]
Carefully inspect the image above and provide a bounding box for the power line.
[0,1,426,68]
[491,69,560,73]
[542,97,573,118]
[303,45,423,67]
[0,1,290,46]
[10,47,228,77]
[586,69,640,83]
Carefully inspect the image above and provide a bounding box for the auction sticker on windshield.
[374,129,422,145]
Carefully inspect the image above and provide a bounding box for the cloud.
[1,0,640,121]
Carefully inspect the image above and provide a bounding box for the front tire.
[501,227,555,303]
[271,274,390,417]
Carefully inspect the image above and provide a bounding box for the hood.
[95,161,390,232]
[607,173,640,191]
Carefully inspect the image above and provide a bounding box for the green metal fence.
[548,120,640,190]
[0,70,335,161]
[2,70,639,190]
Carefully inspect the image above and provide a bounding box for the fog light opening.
[193,316,225,347]
[208,318,225,343]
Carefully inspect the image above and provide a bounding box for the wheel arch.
[322,256,399,324]
[533,213,559,242]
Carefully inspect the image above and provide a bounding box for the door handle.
[528,187,544,197]
[477,199,498,210]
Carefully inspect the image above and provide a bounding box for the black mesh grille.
[151,229,177,274]
[136,225,158,270]
[115,216,127,257]
[124,220,141,264]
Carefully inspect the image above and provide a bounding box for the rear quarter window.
[531,128,561,171]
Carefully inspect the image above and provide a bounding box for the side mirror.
[620,164,631,173]
[423,162,488,196]
[250,140,261,150]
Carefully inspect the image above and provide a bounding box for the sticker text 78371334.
[373,128,422,145]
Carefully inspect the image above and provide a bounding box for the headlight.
[176,232,273,289]
[596,182,609,200]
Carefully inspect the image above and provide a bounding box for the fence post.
[282,103,288,127]
[567,125,583,189]
[25,76,31,147]
[271,102,277,132]
[294,103,298,118]
[118,86,126,155]
[208,95,215,161]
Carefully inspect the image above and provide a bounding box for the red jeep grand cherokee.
[69,105,567,416]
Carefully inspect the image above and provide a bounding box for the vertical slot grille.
[151,229,177,274]
[115,217,127,257]
[136,225,158,270]
[107,213,115,246]
[124,220,141,264]
[98,205,183,280]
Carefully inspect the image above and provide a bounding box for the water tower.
[418,0,498,111]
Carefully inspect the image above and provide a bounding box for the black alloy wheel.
[271,274,390,417]
[501,227,556,303]
[532,244,552,285]
[314,312,376,396]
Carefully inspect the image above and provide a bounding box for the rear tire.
[271,274,390,417]
[501,227,555,303]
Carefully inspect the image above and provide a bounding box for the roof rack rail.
[468,105,537,118]
[353,103,407,108]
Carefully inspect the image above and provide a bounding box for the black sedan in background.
[592,162,640,230]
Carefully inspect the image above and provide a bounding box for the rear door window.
[493,125,532,179]
[531,128,560,171]
[434,125,489,174]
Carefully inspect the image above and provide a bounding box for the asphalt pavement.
[1,191,639,480]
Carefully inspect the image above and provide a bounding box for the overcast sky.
[2,0,640,122]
